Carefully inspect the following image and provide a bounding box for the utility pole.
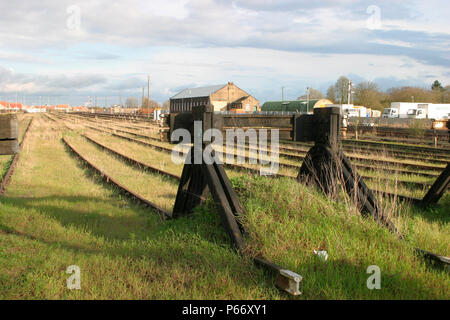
[281,87,284,101]
[306,87,310,113]
[347,81,353,105]
[142,86,145,108]
[147,75,150,119]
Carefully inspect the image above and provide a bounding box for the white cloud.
[0,0,448,103]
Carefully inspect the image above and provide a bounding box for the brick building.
[170,82,259,113]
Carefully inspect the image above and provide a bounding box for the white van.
[382,108,399,118]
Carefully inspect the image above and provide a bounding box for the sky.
[0,0,449,106]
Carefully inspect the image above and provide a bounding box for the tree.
[125,97,139,108]
[297,88,323,100]
[444,86,450,103]
[334,76,350,103]
[326,85,335,103]
[431,80,443,91]
[162,100,170,111]
[142,97,160,108]
[387,86,432,103]
[354,81,384,111]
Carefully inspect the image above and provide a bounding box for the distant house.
[170,82,259,113]
[55,104,70,112]
[261,99,333,113]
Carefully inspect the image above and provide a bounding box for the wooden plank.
[172,147,209,217]
[172,151,194,218]
[421,163,450,206]
[0,140,19,155]
[223,115,292,128]
[213,162,244,216]
[203,162,246,252]
[0,114,19,139]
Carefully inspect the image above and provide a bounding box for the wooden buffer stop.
[0,114,19,155]
[295,107,399,234]
[172,105,302,296]
[295,107,449,266]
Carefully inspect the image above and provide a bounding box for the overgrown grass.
[1,114,448,299]
[231,175,449,299]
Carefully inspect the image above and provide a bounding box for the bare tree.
[125,97,139,108]
[297,88,324,100]
[162,100,170,111]
[354,81,384,111]
[142,97,160,108]
[335,76,350,103]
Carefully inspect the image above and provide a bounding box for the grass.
[233,175,449,299]
[1,114,447,299]
[0,115,276,299]
[63,133,178,213]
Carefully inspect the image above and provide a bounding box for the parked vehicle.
[424,104,450,120]
[384,102,450,120]
[382,108,399,118]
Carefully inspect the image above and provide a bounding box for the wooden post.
[172,103,246,250]
[0,114,19,155]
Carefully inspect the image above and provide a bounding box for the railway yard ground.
[0,112,448,299]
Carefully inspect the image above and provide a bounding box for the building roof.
[171,84,227,100]
[231,96,250,104]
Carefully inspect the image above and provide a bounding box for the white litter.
[314,250,328,262]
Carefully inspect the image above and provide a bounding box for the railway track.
[82,134,180,182]
[79,127,437,201]
[68,112,450,164]
[53,113,448,191]
[81,132,424,202]
[86,120,446,174]
[81,116,449,172]
[89,125,440,188]
[62,136,172,219]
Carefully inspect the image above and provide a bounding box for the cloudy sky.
[0,0,449,106]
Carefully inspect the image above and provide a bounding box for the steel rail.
[62,137,172,219]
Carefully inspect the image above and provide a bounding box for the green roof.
[261,99,320,112]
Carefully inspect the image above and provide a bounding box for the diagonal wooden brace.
[421,163,450,207]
